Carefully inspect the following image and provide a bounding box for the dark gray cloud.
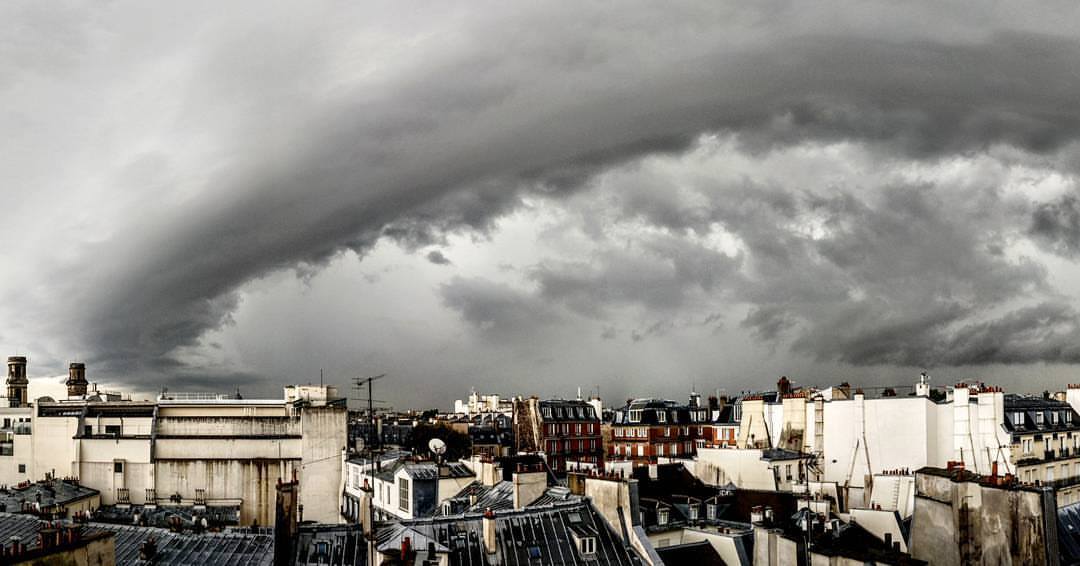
[1031,194,1080,256]
[4,2,1080,395]
[426,250,452,266]
[439,277,562,341]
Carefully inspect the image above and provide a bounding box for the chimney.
[359,480,374,537]
[512,466,547,509]
[273,475,299,566]
[482,508,497,554]
[750,506,765,524]
[400,536,412,565]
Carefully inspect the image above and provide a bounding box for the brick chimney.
[482,508,497,554]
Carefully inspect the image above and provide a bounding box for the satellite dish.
[429,438,447,456]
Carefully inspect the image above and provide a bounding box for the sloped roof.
[293,523,367,566]
[655,540,725,566]
[0,513,275,566]
[377,501,641,566]
[0,479,98,513]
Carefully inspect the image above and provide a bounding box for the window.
[1036,412,1044,425]
[628,410,642,423]
[543,407,552,418]
[786,464,793,481]
[657,508,669,525]
[657,411,667,423]
[17,464,25,474]
[1053,412,1061,425]
[689,506,699,520]
[1048,467,1055,482]
[575,423,581,435]
[707,503,717,519]
[105,425,121,436]
[398,478,410,512]
[84,425,92,437]
[114,461,124,473]
[579,536,596,555]
[637,445,644,457]
[658,444,664,456]
[664,427,671,437]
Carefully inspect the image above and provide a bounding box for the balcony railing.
[1050,475,1080,490]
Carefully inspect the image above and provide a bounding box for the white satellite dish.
[429,438,447,457]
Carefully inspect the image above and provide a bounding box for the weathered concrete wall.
[154,437,300,460]
[31,416,79,480]
[909,471,1058,566]
[778,396,807,452]
[156,416,302,436]
[155,459,291,526]
[738,399,769,448]
[512,471,547,508]
[694,447,777,491]
[300,404,347,524]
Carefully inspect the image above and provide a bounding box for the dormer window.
[657,412,667,423]
[657,508,669,525]
[577,536,596,555]
[543,407,552,418]
[1036,412,1044,425]
[1053,412,1060,425]
[689,506,699,521]
[628,410,642,423]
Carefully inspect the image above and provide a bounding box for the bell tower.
[6,356,28,408]
[67,362,88,398]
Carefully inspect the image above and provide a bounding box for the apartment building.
[1007,392,1080,505]
[610,398,710,464]
[513,398,603,473]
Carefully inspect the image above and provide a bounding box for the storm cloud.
[4,1,1080,401]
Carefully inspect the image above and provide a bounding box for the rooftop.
[378,500,641,565]
[0,513,275,565]
[0,478,99,516]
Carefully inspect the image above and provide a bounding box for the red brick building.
[513,398,603,474]
[610,398,711,464]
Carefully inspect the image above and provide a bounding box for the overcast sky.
[5,1,1080,408]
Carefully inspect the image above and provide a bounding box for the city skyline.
[5,2,1080,409]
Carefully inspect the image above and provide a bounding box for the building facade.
[0,357,347,526]
[513,398,603,474]
[610,399,710,464]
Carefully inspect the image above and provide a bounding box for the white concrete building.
[0,357,347,526]
[703,377,1051,509]
[452,390,512,416]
